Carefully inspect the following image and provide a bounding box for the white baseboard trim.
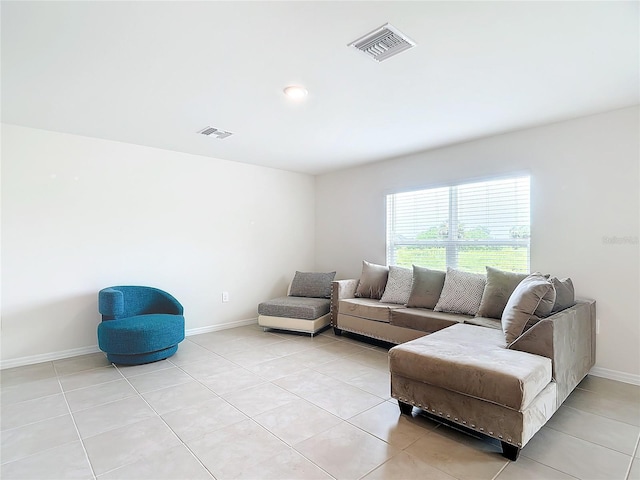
[0,318,258,370]
[0,345,102,370]
[185,318,257,337]
[589,366,640,386]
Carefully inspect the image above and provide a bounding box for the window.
[386,175,530,273]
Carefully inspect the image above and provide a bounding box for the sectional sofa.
[330,262,596,460]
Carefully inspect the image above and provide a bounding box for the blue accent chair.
[97,286,185,365]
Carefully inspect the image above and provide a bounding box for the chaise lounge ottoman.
[389,299,596,460]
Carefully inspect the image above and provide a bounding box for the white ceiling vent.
[348,23,416,62]
[197,126,233,139]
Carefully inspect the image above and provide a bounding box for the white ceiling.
[2,1,638,175]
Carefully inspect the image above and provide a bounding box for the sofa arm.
[330,279,359,326]
[509,299,596,406]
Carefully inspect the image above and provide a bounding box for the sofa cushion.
[434,268,486,315]
[289,271,336,298]
[407,266,446,309]
[258,296,331,320]
[551,277,575,313]
[355,261,389,300]
[390,308,466,333]
[477,267,527,319]
[380,265,413,305]
[339,298,402,323]
[502,274,555,344]
[464,316,502,330]
[389,324,552,411]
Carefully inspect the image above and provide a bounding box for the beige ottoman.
[389,324,556,461]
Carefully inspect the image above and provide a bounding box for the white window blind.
[386,176,530,273]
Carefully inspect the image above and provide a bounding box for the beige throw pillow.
[407,265,446,309]
[355,261,389,300]
[476,266,528,319]
[502,273,555,344]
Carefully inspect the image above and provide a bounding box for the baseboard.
[185,317,257,336]
[589,366,640,386]
[0,345,102,370]
[0,318,259,370]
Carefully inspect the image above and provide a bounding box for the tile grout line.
[625,433,640,480]
[570,388,640,428]
[54,369,98,480]
[171,337,391,478]
[104,363,218,479]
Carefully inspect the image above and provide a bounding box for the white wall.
[316,106,640,382]
[1,124,316,366]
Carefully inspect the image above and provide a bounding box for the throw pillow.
[534,283,556,317]
[551,277,575,313]
[476,266,528,319]
[289,271,336,298]
[355,261,389,300]
[434,268,486,316]
[380,265,413,304]
[406,265,446,309]
[502,273,554,344]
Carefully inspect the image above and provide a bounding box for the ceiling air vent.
[197,126,233,139]
[348,23,416,62]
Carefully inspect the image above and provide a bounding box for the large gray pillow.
[477,266,528,319]
[355,261,389,300]
[289,271,336,298]
[407,265,446,309]
[551,277,575,313]
[434,268,486,316]
[380,265,413,304]
[502,273,555,344]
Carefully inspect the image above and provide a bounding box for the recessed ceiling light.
[283,85,308,100]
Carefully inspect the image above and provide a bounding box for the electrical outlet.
[222,291,229,303]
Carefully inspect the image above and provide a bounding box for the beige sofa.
[329,266,596,460]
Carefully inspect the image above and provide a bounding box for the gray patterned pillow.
[380,266,413,304]
[434,268,486,315]
[289,271,336,298]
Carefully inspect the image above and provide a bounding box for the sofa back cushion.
[290,271,336,298]
[477,266,528,319]
[407,265,446,309]
[355,261,389,300]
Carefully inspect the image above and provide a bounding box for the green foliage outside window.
[395,246,529,274]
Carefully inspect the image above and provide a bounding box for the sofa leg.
[501,442,521,461]
[398,401,413,415]
[333,327,342,336]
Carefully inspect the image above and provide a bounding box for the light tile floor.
[1,324,639,480]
